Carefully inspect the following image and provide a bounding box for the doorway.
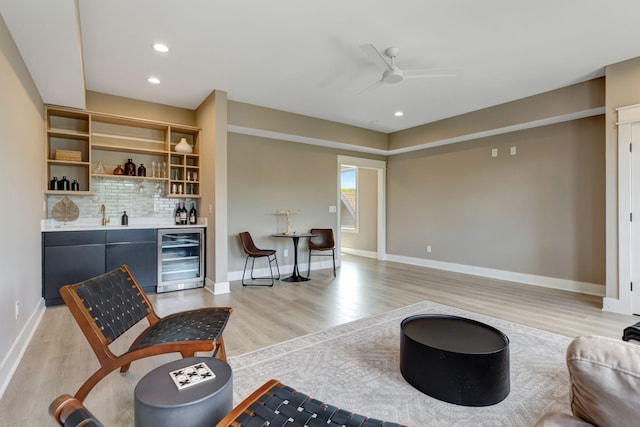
[336,156,386,263]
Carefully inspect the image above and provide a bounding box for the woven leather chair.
[239,231,280,286]
[59,264,232,402]
[307,228,336,277]
[49,379,405,427]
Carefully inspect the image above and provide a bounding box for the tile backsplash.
[47,178,198,221]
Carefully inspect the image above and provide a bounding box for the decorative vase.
[175,137,193,153]
[113,165,125,175]
[93,160,106,174]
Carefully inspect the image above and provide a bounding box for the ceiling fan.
[358,44,456,94]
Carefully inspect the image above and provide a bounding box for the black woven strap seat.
[60,265,232,402]
[215,379,405,427]
[132,308,230,350]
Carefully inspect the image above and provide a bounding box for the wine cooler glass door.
[157,228,204,292]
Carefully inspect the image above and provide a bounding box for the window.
[341,167,357,231]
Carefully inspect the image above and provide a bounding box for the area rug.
[227,301,572,427]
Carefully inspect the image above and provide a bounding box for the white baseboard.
[341,247,377,259]
[204,277,230,294]
[228,259,335,282]
[602,297,631,315]
[0,299,46,400]
[385,254,606,297]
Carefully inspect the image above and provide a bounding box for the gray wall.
[0,15,45,380]
[227,133,339,272]
[387,116,605,284]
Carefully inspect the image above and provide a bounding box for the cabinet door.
[43,244,105,306]
[106,242,157,293]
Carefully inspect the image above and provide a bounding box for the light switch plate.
[329,205,337,213]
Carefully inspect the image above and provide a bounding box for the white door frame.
[336,155,387,262]
[607,104,640,314]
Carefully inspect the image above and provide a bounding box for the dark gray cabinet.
[42,231,106,306]
[106,229,157,293]
[43,229,158,306]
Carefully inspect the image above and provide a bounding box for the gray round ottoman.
[134,357,232,427]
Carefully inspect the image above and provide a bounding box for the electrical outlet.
[491,148,498,157]
[15,301,19,320]
[426,245,432,253]
[284,249,289,257]
[510,146,517,155]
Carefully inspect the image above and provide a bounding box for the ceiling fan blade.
[356,79,384,95]
[360,44,393,71]
[403,68,457,78]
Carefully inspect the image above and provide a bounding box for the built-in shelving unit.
[45,106,201,198]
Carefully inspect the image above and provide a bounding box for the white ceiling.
[3,0,640,133]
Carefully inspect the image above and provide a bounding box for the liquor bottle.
[180,202,188,225]
[189,203,197,225]
[60,176,70,191]
[137,163,146,177]
[121,211,128,226]
[71,180,80,191]
[125,158,136,176]
[175,203,181,225]
[49,176,59,190]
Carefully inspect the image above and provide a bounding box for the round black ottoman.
[134,357,232,427]
[400,314,510,406]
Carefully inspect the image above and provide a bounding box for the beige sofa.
[534,335,640,427]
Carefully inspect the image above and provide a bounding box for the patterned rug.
[227,301,572,427]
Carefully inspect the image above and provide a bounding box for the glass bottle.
[71,180,80,191]
[113,165,125,175]
[125,158,136,176]
[189,203,197,224]
[60,176,70,191]
[137,163,146,177]
[49,176,59,190]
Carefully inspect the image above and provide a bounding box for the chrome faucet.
[100,204,110,226]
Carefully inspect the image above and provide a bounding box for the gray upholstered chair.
[534,335,640,427]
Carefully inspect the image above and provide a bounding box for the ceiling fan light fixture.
[147,76,161,84]
[382,69,403,84]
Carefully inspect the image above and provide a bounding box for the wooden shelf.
[45,105,201,198]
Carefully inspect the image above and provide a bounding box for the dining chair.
[239,231,280,286]
[307,228,336,278]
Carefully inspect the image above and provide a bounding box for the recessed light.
[394,111,404,117]
[147,77,161,84]
[153,43,169,53]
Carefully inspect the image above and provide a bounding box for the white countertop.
[41,217,207,232]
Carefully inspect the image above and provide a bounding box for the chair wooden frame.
[306,228,336,278]
[49,379,406,426]
[239,231,280,286]
[59,264,232,402]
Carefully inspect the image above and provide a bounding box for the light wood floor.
[1,255,636,426]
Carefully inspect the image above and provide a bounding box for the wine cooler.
[157,228,205,293]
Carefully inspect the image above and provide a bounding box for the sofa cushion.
[567,336,640,427]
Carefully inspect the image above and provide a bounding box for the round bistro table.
[400,314,510,407]
[134,357,232,427]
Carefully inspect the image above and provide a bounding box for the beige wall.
[387,115,605,284]
[0,16,45,379]
[227,133,339,272]
[341,168,378,252]
[86,91,196,126]
[389,78,605,150]
[229,101,388,151]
